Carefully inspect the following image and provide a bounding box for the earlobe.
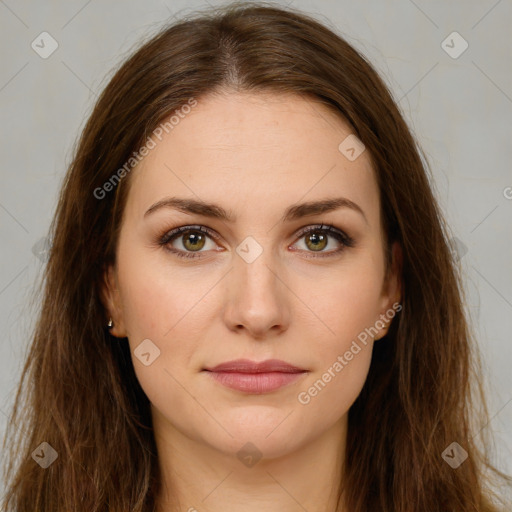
[100,264,127,338]
[376,242,403,340]
[388,241,403,306]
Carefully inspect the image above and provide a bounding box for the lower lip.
[204,371,306,393]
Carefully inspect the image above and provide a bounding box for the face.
[101,91,401,460]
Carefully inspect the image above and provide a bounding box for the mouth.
[202,359,308,394]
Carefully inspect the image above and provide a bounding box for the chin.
[200,410,308,460]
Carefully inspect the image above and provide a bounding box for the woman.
[2,2,510,511]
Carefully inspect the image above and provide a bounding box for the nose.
[222,247,291,340]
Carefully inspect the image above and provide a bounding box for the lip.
[203,359,308,394]
[204,358,305,373]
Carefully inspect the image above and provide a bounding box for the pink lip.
[203,359,308,394]
[205,358,305,373]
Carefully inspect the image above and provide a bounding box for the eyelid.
[159,225,220,244]
[294,223,353,244]
[159,222,354,259]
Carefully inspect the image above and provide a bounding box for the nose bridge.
[234,235,280,302]
[225,235,288,335]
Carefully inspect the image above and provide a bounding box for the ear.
[99,263,127,338]
[375,241,402,340]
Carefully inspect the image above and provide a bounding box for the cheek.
[294,342,373,439]
[294,254,385,345]
[115,249,224,381]
[115,258,212,431]
[117,245,210,338]
[290,255,383,413]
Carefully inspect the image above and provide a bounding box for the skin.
[101,90,401,512]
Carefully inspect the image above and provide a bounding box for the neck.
[153,412,348,512]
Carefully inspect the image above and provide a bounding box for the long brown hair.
[2,2,510,511]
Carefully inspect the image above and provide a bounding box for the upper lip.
[203,359,306,373]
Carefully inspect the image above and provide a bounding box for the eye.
[291,224,355,258]
[159,225,219,259]
[159,223,355,260]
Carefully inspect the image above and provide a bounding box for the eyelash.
[158,223,355,260]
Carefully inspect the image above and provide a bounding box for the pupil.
[308,232,326,251]
[185,232,204,250]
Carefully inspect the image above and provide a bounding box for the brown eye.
[181,230,207,251]
[304,231,328,252]
[292,224,355,258]
[159,223,355,261]
[159,225,218,259]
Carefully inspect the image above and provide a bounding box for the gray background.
[1,0,511,497]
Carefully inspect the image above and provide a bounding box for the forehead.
[125,91,379,225]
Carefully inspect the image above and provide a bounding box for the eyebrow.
[144,196,368,224]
